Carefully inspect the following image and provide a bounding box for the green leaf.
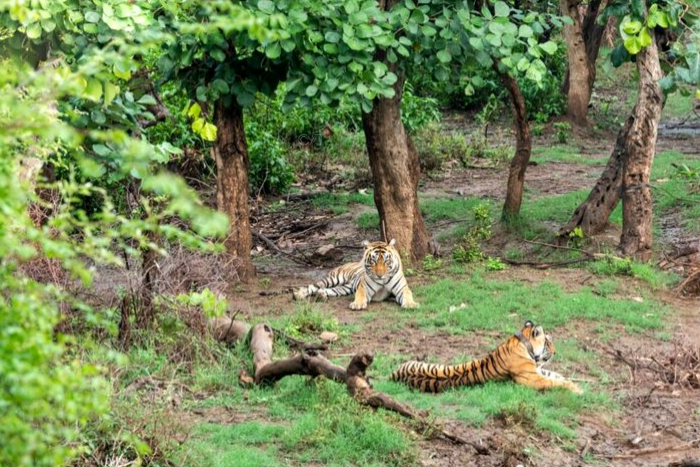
[210,48,226,62]
[436,49,451,63]
[539,41,557,55]
[104,82,119,106]
[137,94,157,106]
[610,44,631,67]
[212,79,230,94]
[196,86,207,102]
[187,102,202,119]
[265,42,281,59]
[518,24,533,38]
[201,123,217,142]
[638,27,651,48]
[494,1,510,17]
[26,22,42,39]
[305,85,318,97]
[85,79,103,102]
[113,62,131,80]
[192,118,205,133]
[85,11,100,23]
[41,20,56,32]
[624,35,642,55]
[622,19,642,35]
[257,0,275,14]
[325,31,340,43]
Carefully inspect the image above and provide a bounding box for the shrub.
[246,122,295,194]
[453,204,492,264]
[413,123,468,173]
[554,122,572,144]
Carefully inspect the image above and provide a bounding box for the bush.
[452,204,492,264]
[554,122,572,144]
[464,133,511,166]
[413,123,468,173]
[246,122,296,194]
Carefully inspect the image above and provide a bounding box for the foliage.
[413,124,468,173]
[422,254,443,272]
[485,256,507,271]
[246,121,296,194]
[553,122,572,144]
[453,204,492,264]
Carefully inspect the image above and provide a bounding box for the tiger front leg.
[349,280,370,310]
[513,371,583,394]
[391,276,419,309]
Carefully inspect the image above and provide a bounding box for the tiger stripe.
[293,239,418,310]
[391,322,583,394]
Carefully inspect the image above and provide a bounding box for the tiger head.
[361,239,400,284]
[518,321,555,365]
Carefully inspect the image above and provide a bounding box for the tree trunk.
[499,68,532,218]
[562,0,606,95]
[619,30,663,260]
[214,100,256,281]
[558,114,633,238]
[560,0,594,125]
[362,67,430,262]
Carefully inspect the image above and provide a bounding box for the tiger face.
[361,239,399,284]
[519,321,555,365]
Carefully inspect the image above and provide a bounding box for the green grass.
[181,377,416,467]
[310,191,374,214]
[356,196,495,233]
[587,256,678,290]
[532,145,606,166]
[412,273,666,333]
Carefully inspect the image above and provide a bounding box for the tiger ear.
[388,238,396,247]
[361,240,370,248]
[524,320,534,328]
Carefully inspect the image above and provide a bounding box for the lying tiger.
[391,321,582,394]
[293,239,418,310]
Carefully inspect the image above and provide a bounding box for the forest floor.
[103,96,700,466]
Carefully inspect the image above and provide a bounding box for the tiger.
[391,321,582,394]
[293,239,418,310]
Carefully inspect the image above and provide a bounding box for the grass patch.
[587,256,678,290]
[413,273,666,333]
[182,378,416,467]
[310,191,374,215]
[355,196,495,234]
[532,145,605,166]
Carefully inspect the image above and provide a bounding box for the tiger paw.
[349,301,367,310]
[402,301,419,309]
[292,289,306,301]
[568,383,583,394]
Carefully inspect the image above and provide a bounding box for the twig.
[606,440,699,459]
[503,257,593,269]
[252,230,314,266]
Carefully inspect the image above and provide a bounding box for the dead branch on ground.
[234,322,490,454]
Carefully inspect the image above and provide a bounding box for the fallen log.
[246,322,490,454]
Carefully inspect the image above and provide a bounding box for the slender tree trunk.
[562,0,606,95]
[560,0,594,125]
[619,30,663,260]
[214,100,256,281]
[499,68,532,218]
[362,69,430,262]
[558,114,633,238]
[361,0,430,262]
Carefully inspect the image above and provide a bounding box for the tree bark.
[560,0,594,125]
[499,68,532,218]
[562,0,607,96]
[619,29,663,260]
[362,69,430,262]
[214,100,256,281]
[558,114,633,238]
[360,0,430,263]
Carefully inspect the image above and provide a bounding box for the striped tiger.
[391,321,582,394]
[293,239,418,310]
